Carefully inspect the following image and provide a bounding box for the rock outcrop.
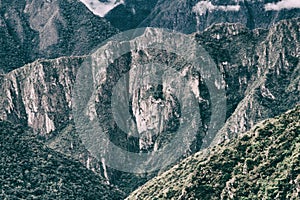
[0,0,117,73]
[207,18,300,145]
[0,18,299,195]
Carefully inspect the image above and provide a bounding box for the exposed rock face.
[0,57,110,187]
[0,0,118,73]
[127,105,300,200]
[84,47,207,155]
[208,18,300,145]
[1,0,299,197]
[0,18,299,194]
[0,57,84,134]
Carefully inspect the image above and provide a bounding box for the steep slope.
[104,0,158,31]
[0,0,118,73]
[0,120,125,199]
[0,18,299,194]
[137,0,300,34]
[0,56,84,133]
[1,4,298,142]
[78,0,300,33]
[206,18,300,145]
[0,55,153,194]
[127,105,300,200]
[1,0,299,197]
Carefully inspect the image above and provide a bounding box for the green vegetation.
[127,105,300,199]
[0,121,125,199]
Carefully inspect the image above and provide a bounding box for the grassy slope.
[127,105,300,200]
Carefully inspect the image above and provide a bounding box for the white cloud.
[193,1,240,16]
[80,0,124,17]
[265,0,300,11]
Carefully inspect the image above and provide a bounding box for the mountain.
[0,120,125,199]
[104,0,158,31]
[197,17,300,145]
[1,0,298,74]
[101,0,300,33]
[127,105,300,199]
[0,0,117,73]
[0,17,299,195]
[0,55,153,194]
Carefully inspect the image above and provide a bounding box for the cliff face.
[0,18,299,194]
[0,0,299,197]
[127,105,300,200]
[208,18,300,145]
[0,18,300,193]
[0,0,117,73]
[0,57,83,134]
[0,57,109,186]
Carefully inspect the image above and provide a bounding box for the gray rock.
[0,0,118,73]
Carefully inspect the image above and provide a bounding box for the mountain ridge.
[127,104,300,199]
[0,0,118,73]
[0,14,299,196]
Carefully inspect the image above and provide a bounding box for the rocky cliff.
[206,18,300,145]
[0,56,83,134]
[0,18,299,194]
[0,0,299,198]
[0,0,117,73]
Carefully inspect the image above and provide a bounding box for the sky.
[80,0,124,17]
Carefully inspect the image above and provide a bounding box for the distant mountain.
[0,0,117,73]
[127,105,300,199]
[101,0,300,33]
[104,0,158,31]
[0,120,125,199]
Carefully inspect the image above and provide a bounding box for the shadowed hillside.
[0,121,125,199]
